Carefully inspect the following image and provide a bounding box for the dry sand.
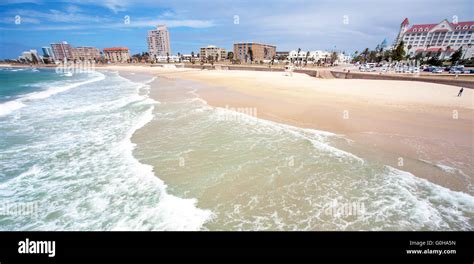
[106,65,474,194]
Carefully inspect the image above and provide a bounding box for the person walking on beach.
[457,87,464,97]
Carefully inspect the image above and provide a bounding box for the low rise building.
[74,46,101,61]
[233,42,276,63]
[200,45,227,61]
[103,47,130,63]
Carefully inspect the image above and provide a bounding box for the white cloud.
[120,18,215,29]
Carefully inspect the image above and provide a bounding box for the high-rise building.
[103,47,130,63]
[19,49,41,63]
[233,42,276,63]
[74,46,101,61]
[395,18,474,59]
[200,45,227,61]
[147,25,171,58]
[42,47,55,60]
[51,41,75,61]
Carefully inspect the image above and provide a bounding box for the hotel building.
[42,47,55,60]
[51,41,75,61]
[233,42,276,62]
[395,18,474,59]
[103,47,131,63]
[147,25,171,58]
[19,49,42,63]
[200,45,227,61]
[74,46,101,61]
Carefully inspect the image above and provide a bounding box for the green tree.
[330,52,338,65]
[450,47,462,64]
[227,51,234,61]
[247,47,253,63]
[391,41,406,61]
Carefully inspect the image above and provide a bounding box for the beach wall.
[183,64,285,72]
[331,71,474,88]
[179,64,474,88]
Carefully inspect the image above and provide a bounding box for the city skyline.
[0,0,473,59]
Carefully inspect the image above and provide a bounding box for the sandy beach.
[106,65,473,196]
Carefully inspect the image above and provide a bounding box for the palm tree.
[330,52,338,65]
[362,48,369,61]
[297,48,301,65]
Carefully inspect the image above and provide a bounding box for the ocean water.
[0,68,473,231]
[0,68,211,230]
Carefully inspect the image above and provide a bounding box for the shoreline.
[108,65,473,195]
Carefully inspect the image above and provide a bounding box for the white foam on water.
[0,71,213,231]
[210,105,364,164]
[0,100,26,117]
[22,72,105,100]
[111,104,214,231]
[0,72,105,117]
[367,166,474,230]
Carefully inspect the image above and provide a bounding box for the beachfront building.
[74,46,101,61]
[42,47,55,60]
[148,25,171,59]
[155,55,180,63]
[200,45,227,61]
[51,41,75,61]
[233,42,276,63]
[395,18,474,59]
[18,49,42,63]
[288,50,330,62]
[337,53,352,64]
[275,51,289,60]
[103,47,131,63]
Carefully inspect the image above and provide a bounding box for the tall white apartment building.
[147,25,171,58]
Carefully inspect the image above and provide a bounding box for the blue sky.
[0,0,472,59]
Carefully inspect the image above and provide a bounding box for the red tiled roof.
[451,21,474,31]
[401,18,409,26]
[406,24,437,33]
[407,21,474,33]
[103,47,129,51]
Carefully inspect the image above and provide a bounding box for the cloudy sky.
[0,0,472,59]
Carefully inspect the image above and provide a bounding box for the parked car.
[432,68,443,74]
[449,67,463,74]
